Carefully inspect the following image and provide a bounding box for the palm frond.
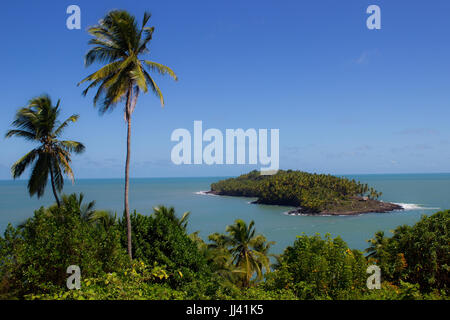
[5,129,36,141]
[50,157,64,192]
[56,148,74,183]
[131,64,148,92]
[138,26,154,53]
[102,55,134,89]
[85,44,124,66]
[11,148,40,178]
[143,60,178,81]
[179,211,191,230]
[28,153,50,198]
[59,140,85,154]
[143,69,164,106]
[54,114,79,136]
[78,60,123,87]
[11,108,39,134]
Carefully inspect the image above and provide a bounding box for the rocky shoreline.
[286,201,403,216]
[205,191,404,216]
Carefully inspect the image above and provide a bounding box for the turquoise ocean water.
[0,174,449,253]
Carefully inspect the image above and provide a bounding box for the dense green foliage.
[0,197,448,300]
[211,170,382,213]
[264,234,368,299]
[29,261,186,300]
[0,194,127,298]
[119,207,213,293]
[366,210,449,293]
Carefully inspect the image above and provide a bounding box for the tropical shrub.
[27,261,185,300]
[0,194,128,298]
[265,233,367,299]
[366,210,449,293]
[119,207,213,292]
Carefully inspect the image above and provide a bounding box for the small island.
[208,170,403,215]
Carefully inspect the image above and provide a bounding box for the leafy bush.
[119,208,213,292]
[265,233,368,299]
[0,194,128,298]
[366,210,449,293]
[27,261,185,300]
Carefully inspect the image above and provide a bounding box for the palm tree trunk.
[124,85,138,261]
[49,165,60,207]
[124,112,133,260]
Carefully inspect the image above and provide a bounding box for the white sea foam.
[394,203,440,211]
[283,211,301,216]
[282,211,361,217]
[194,191,217,196]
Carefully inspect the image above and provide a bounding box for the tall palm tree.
[220,219,273,287]
[5,95,85,206]
[78,10,178,260]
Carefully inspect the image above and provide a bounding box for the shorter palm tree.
[218,219,274,287]
[5,95,85,206]
[205,232,245,284]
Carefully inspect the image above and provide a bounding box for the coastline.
[204,190,404,216]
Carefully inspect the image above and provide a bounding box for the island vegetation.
[209,170,402,215]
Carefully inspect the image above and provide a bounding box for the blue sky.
[1,0,450,179]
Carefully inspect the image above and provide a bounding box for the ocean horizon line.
[1,171,450,182]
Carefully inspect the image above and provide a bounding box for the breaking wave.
[194,191,217,196]
[394,203,440,210]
